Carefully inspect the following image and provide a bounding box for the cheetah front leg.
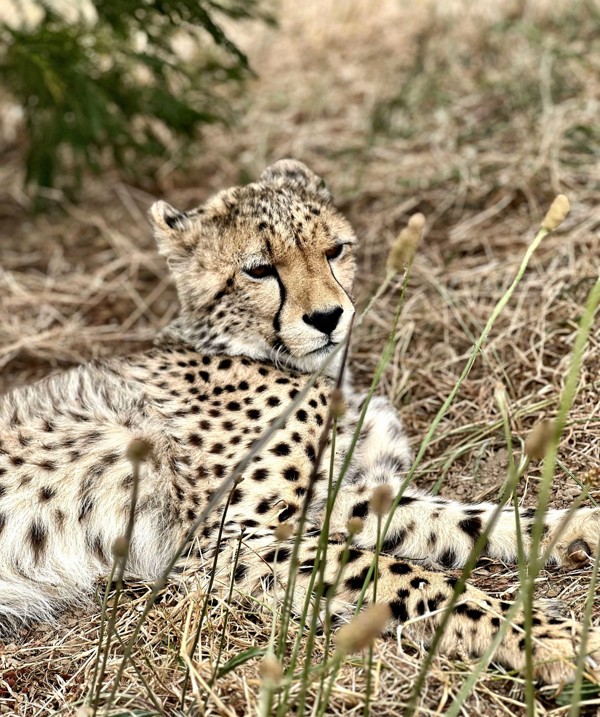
[328,485,600,569]
[331,397,600,568]
[222,536,600,685]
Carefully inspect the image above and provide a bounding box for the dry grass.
[1,0,600,714]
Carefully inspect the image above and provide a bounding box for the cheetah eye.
[244,264,276,280]
[325,244,344,261]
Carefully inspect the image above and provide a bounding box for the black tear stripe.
[272,270,287,336]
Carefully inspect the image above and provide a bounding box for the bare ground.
[0,0,599,714]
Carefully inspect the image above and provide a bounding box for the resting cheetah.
[1,160,599,686]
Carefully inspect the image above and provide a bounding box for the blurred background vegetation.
[0,0,272,196]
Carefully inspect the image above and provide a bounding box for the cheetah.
[1,159,599,687]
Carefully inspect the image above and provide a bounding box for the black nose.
[302,306,343,336]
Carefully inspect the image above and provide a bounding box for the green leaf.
[217,646,266,678]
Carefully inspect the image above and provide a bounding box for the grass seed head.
[259,653,283,685]
[370,484,394,517]
[541,194,570,232]
[330,387,346,418]
[274,523,294,541]
[347,517,364,535]
[387,212,425,275]
[524,419,555,461]
[126,438,153,463]
[334,603,392,654]
[493,381,509,413]
[112,536,129,558]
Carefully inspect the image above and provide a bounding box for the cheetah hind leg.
[202,535,600,686]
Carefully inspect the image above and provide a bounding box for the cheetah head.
[149,160,356,375]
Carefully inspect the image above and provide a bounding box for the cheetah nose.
[302,306,343,336]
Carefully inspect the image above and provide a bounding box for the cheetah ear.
[259,159,332,202]
[149,200,200,258]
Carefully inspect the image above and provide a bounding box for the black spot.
[218,359,232,370]
[345,548,362,564]
[415,599,425,616]
[389,561,412,575]
[247,409,261,420]
[345,566,374,592]
[298,556,316,572]
[437,549,457,568]
[397,496,416,506]
[465,507,484,516]
[189,434,203,447]
[278,504,298,521]
[234,563,248,582]
[458,516,483,539]
[226,401,241,411]
[40,486,55,501]
[199,371,210,382]
[455,604,484,621]
[351,501,369,519]
[381,529,407,554]
[257,498,272,514]
[283,467,300,482]
[390,599,409,622]
[272,443,290,457]
[305,444,316,462]
[410,576,428,588]
[296,409,308,422]
[252,468,268,482]
[267,396,280,407]
[264,547,291,563]
[491,617,501,628]
[427,593,445,612]
[230,488,244,505]
[184,373,195,383]
[29,521,47,563]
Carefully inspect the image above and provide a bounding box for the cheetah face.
[150,160,356,374]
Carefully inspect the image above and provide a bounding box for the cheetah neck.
[156,314,346,380]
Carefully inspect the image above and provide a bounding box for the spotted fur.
[1,160,599,686]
